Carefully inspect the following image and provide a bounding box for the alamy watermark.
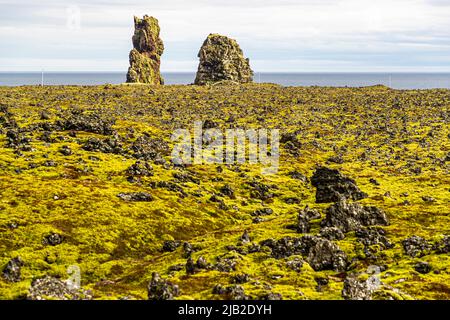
[66,5,81,31]
[171,121,280,175]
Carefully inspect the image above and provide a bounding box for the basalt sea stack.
[126,15,164,85]
[194,34,253,85]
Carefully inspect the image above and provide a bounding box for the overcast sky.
[1,0,450,72]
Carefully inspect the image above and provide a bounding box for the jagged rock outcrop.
[194,34,253,85]
[126,15,164,85]
[311,167,368,203]
[321,199,389,233]
[27,276,92,300]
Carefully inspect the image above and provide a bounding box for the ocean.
[1,72,450,89]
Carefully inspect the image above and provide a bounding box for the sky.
[1,0,450,72]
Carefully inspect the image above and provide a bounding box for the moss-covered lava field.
[0,83,449,300]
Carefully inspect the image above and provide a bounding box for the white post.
[41,69,44,86]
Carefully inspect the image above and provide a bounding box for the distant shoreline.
[1,72,450,89]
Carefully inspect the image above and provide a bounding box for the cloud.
[0,0,449,71]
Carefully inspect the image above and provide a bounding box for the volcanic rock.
[2,257,24,282]
[194,34,253,85]
[126,15,164,85]
[402,235,432,258]
[147,272,179,300]
[321,199,389,233]
[311,167,368,203]
[27,276,92,300]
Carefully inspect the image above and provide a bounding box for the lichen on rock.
[126,15,164,85]
[194,34,253,85]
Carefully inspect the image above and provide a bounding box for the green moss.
[0,84,449,300]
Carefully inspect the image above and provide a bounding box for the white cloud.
[0,0,449,71]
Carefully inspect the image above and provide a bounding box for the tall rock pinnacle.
[126,15,164,85]
[194,34,254,85]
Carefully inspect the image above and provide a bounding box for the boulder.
[147,272,179,300]
[402,235,432,258]
[27,276,92,300]
[306,238,348,272]
[194,34,253,85]
[2,257,23,283]
[311,167,368,203]
[126,15,164,85]
[321,199,389,233]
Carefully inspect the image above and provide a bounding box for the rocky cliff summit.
[126,15,164,85]
[194,34,253,85]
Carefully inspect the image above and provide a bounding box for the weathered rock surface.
[27,276,92,300]
[194,34,253,85]
[402,235,432,257]
[126,15,164,85]
[321,199,389,233]
[2,257,23,283]
[260,236,347,271]
[311,167,368,203]
[147,272,179,300]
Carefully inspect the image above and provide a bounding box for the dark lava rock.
[82,137,124,154]
[194,34,253,85]
[2,257,24,282]
[6,129,32,151]
[297,206,322,233]
[59,145,72,156]
[414,262,432,274]
[251,208,273,217]
[260,236,347,271]
[342,277,372,300]
[315,277,329,292]
[402,236,432,257]
[117,192,153,202]
[422,196,436,203]
[43,233,64,246]
[319,227,345,241]
[147,272,179,300]
[321,199,389,233]
[27,276,92,300]
[58,109,115,135]
[306,238,348,272]
[132,134,169,161]
[369,178,380,186]
[300,205,322,221]
[173,172,200,184]
[126,161,154,176]
[213,257,237,273]
[239,230,251,245]
[289,171,309,183]
[212,284,249,300]
[356,227,393,250]
[182,242,194,258]
[259,292,283,300]
[248,181,274,201]
[260,237,308,259]
[219,184,235,198]
[311,167,368,203]
[162,240,181,252]
[297,214,310,233]
[202,119,218,129]
[232,274,250,284]
[186,256,210,275]
[286,258,304,272]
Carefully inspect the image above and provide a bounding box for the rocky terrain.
[0,83,449,300]
[195,34,253,85]
[126,15,164,85]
